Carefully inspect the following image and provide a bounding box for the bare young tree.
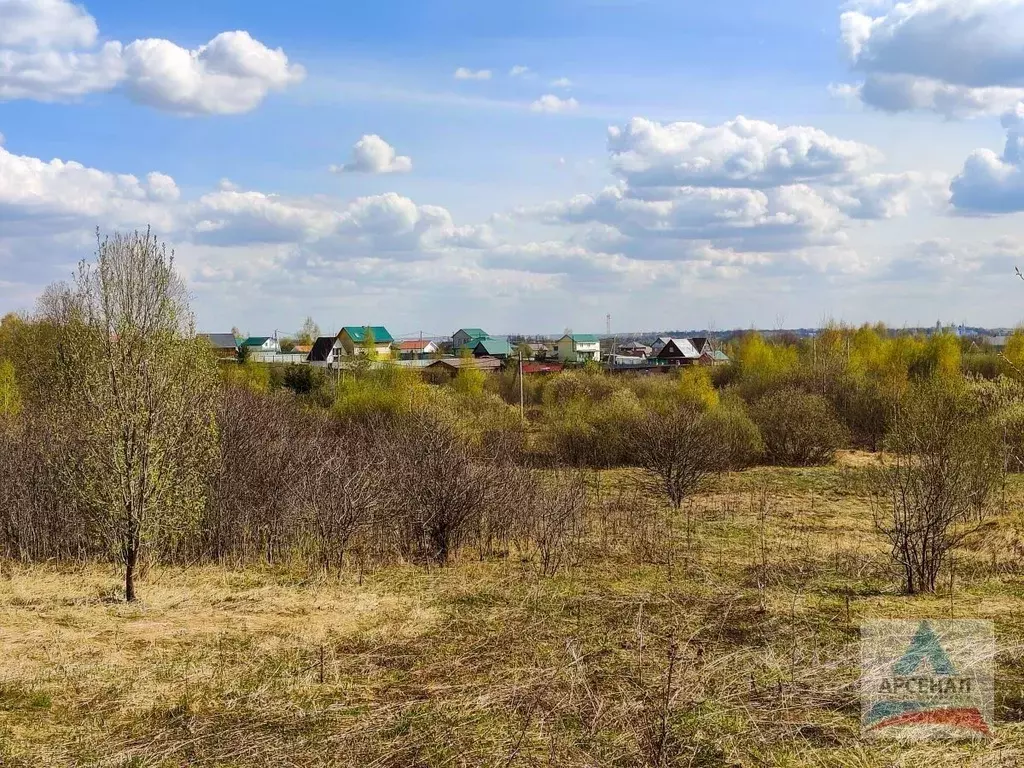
[46,230,218,601]
[628,405,726,512]
[296,316,321,347]
[872,381,1002,594]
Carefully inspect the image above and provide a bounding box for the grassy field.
[2,454,1024,766]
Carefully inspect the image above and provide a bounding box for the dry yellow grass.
[1,465,1024,766]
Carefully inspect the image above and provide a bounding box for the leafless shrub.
[301,419,384,572]
[203,386,308,566]
[390,413,490,564]
[529,471,587,576]
[872,380,1003,594]
[0,414,91,562]
[627,405,728,512]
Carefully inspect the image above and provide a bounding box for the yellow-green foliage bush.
[732,332,799,399]
[540,369,617,407]
[545,388,643,468]
[220,361,271,393]
[0,359,21,418]
[676,366,719,410]
[704,401,764,470]
[333,364,428,421]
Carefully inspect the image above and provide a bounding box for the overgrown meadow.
[3,237,1024,765]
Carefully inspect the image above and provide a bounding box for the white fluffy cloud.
[509,65,529,77]
[0,1,303,113]
[0,141,178,235]
[0,43,125,100]
[951,106,1024,212]
[0,0,97,48]
[0,135,501,309]
[839,0,1024,116]
[188,188,492,256]
[530,94,579,113]
[550,77,572,89]
[454,67,491,81]
[607,116,880,188]
[121,31,304,115]
[522,183,844,252]
[517,116,923,258]
[330,134,412,175]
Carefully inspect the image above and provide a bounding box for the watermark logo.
[861,620,994,740]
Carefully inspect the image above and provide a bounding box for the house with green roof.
[452,328,489,353]
[472,337,511,360]
[552,333,601,363]
[240,336,281,361]
[338,326,395,357]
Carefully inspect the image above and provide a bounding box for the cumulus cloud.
[0,133,505,314]
[483,241,680,285]
[550,77,572,89]
[0,140,178,235]
[454,67,491,81]
[0,0,98,48]
[0,43,125,101]
[0,0,303,113]
[951,105,1024,212]
[824,172,946,219]
[607,116,880,189]
[529,94,579,113]
[329,134,412,175]
[187,188,493,256]
[509,65,529,77]
[504,113,932,276]
[121,31,304,115]
[839,0,1024,116]
[520,183,844,252]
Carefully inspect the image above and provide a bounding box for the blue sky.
[3,0,1024,337]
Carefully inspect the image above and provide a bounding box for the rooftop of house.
[455,328,488,338]
[341,326,394,344]
[567,333,601,344]
[474,337,512,356]
[427,357,503,372]
[658,338,700,358]
[396,339,434,351]
[307,336,339,362]
[241,336,272,347]
[200,333,238,349]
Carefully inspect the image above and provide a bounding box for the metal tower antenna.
[606,313,611,337]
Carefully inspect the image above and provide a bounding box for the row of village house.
[200,327,730,371]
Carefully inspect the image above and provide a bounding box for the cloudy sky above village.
[3,0,1024,335]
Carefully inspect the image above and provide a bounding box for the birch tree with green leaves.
[46,230,218,602]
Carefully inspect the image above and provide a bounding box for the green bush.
[704,403,764,470]
[750,388,849,466]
